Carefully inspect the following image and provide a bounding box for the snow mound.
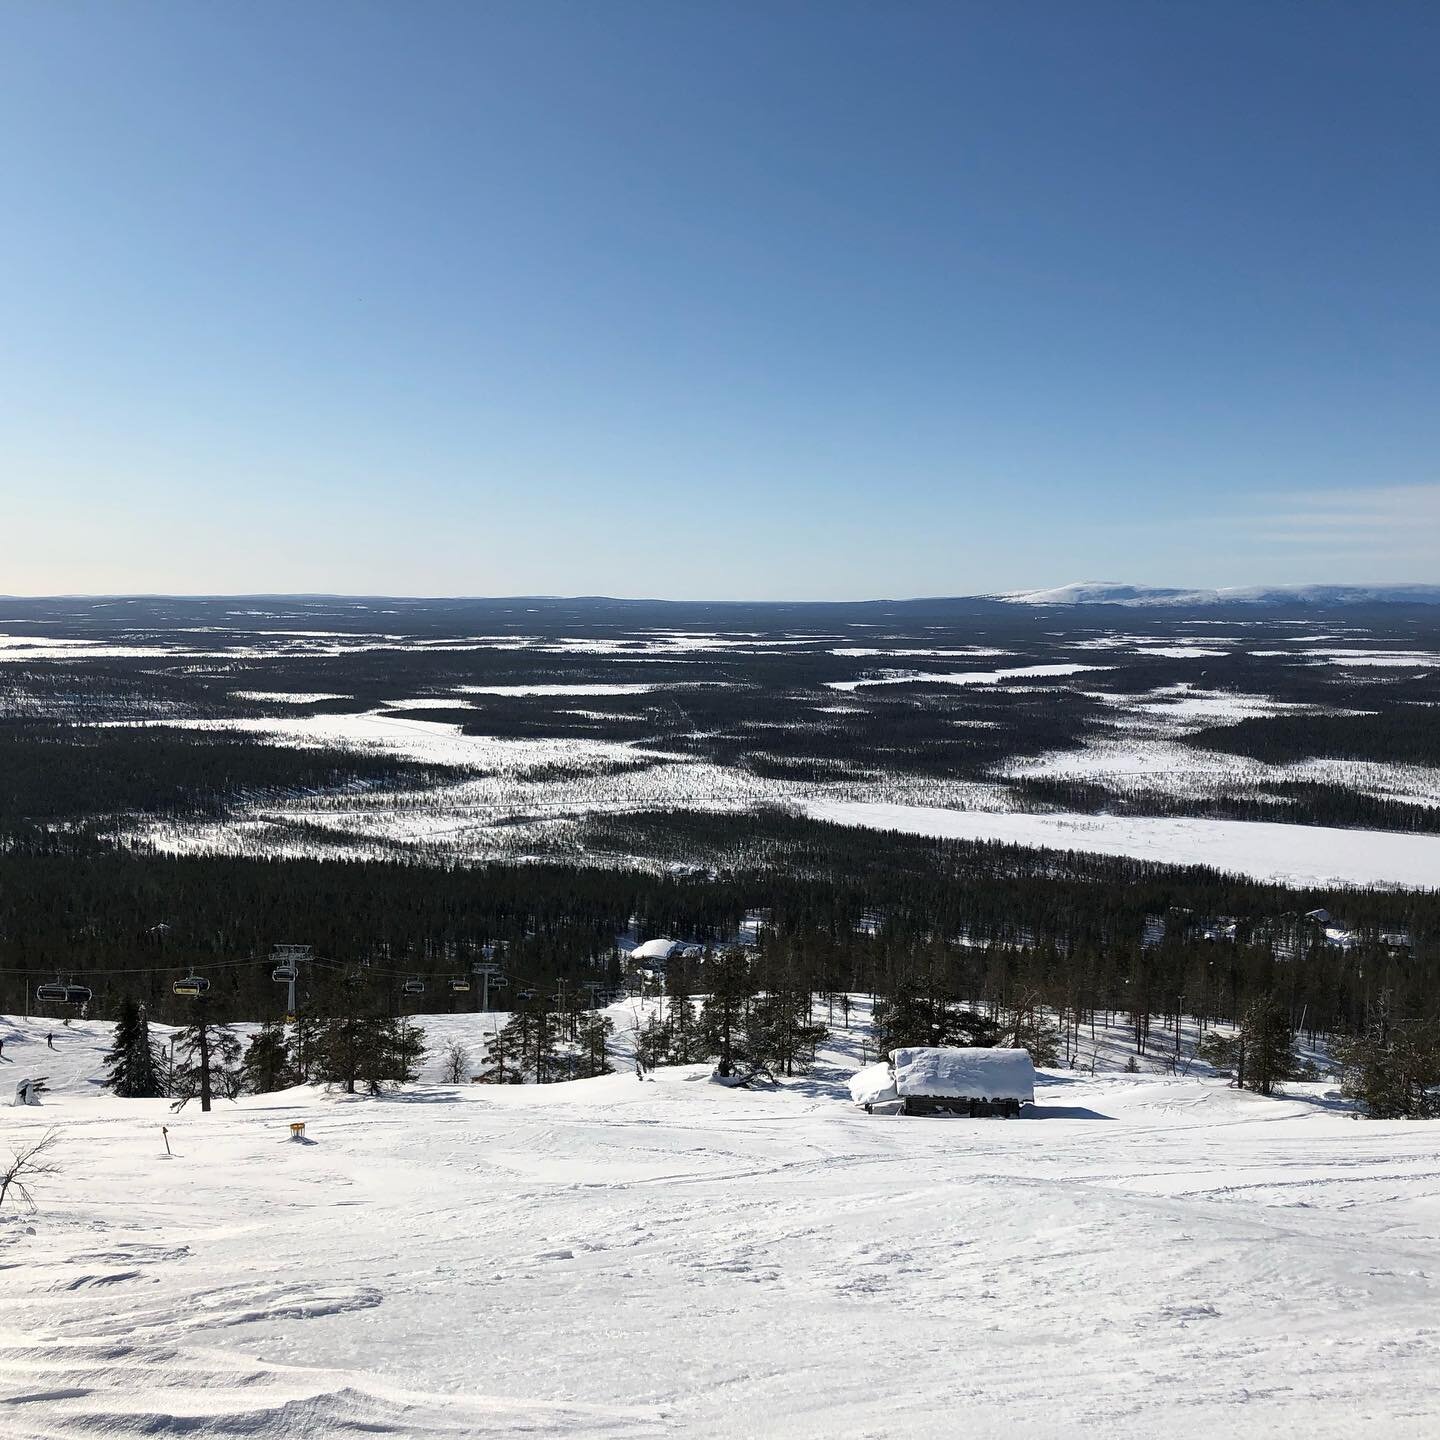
[890,1047,1035,1101]
[847,1060,898,1107]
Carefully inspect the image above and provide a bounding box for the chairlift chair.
[271,962,298,982]
[449,976,471,994]
[402,976,426,996]
[36,977,93,1007]
[172,974,210,998]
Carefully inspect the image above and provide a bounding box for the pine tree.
[1002,993,1062,1067]
[241,1022,294,1094]
[169,1014,242,1112]
[575,1013,614,1078]
[1237,993,1296,1096]
[633,1009,672,1070]
[102,998,165,1098]
[1335,1003,1440,1118]
[748,988,826,1077]
[874,978,999,1056]
[288,1011,325,1083]
[488,1004,559,1083]
[477,1025,520,1083]
[312,1013,427,1094]
[665,959,697,1059]
[698,949,756,1078]
[1196,1028,1240,1075]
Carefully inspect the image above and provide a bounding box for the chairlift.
[449,976,471,994]
[36,977,93,1007]
[271,962,298,982]
[172,974,211,998]
[516,987,538,1002]
[402,976,426,996]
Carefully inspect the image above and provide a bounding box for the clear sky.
[3,1,1437,599]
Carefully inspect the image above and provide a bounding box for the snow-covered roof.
[630,938,680,961]
[889,1047,1035,1102]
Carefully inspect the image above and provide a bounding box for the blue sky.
[3,1,1437,598]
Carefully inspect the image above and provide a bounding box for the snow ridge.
[998,581,1440,607]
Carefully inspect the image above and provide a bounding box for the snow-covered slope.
[999,580,1440,607]
[3,1006,1437,1439]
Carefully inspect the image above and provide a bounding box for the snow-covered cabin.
[630,938,681,964]
[849,1047,1035,1117]
[628,938,704,968]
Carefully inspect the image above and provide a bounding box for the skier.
[47,1033,55,1050]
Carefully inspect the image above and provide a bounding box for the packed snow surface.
[889,1046,1036,1101]
[2,1010,1439,1438]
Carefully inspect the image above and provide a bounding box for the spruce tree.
[102,998,164,1098]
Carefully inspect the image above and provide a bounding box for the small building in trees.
[850,1047,1035,1117]
[628,939,704,974]
[630,938,681,966]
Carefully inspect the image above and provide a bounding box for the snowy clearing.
[797,799,1440,889]
[826,663,1105,692]
[231,691,352,704]
[456,683,662,697]
[2,1009,1438,1439]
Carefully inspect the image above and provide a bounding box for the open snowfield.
[798,799,1440,890]
[3,1010,1439,1439]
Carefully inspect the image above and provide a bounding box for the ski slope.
[2,1010,1439,1438]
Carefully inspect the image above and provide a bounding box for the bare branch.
[0,1127,63,1211]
